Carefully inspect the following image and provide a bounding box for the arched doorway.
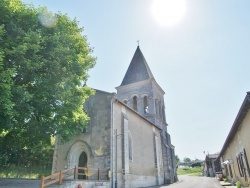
[66,141,91,169]
[78,151,87,179]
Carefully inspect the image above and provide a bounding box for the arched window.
[162,106,166,121]
[133,96,137,111]
[143,96,149,113]
[128,132,133,161]
[159,102,162,118]
[155,99,158,115]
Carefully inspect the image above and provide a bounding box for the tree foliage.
[191,162,202,167]
[175,155,180,164]
[183,157,191,163]
[0,0,95,166]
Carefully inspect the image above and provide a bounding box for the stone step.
[0,178,110,188]
[46,180,110,188]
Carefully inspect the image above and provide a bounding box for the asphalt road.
[0,178,40,188]
[0,175,222,188]
[161,175,222,188]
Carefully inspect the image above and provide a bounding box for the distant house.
[217,92,250,186]
[203,154,221,177]
[178,162,191,168]
[190,159,204,167]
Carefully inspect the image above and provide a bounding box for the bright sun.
[151,0,186,27]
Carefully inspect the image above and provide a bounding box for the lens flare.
[94,143,104,156]
[38,12,57,28]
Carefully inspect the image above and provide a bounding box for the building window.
[162,106,166,121]
[81,127,87,133]
[159,103,162,118]
[243,149,250,177]
[121,115,129,174]
[237,149,250,178]
[153,134,158,168]
[237,152,246,177]
[143,96,148,113]
[236,156,243,177]
[133,96,137,111]
[128,131,133,161]
[82,109,89,133]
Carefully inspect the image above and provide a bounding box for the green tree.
[183,157,191,163]
[175,155,180,164]
[0,25,15,132]
[191,162,202,168]
[0,0,95,166]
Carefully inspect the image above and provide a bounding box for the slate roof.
[120,46,154,86]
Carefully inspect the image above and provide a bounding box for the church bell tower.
[115,46,167,129]
[116,46,177,183]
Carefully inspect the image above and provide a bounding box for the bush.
[0,165,51,179]
[236,181,241,188]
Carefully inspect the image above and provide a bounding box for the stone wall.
[112,100,164,187]
[52,90,114,175]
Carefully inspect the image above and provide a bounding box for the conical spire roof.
[120,46,154,86]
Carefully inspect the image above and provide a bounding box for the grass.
[177,166,203,176]
[0,165,51,179]
[0,165,203,179]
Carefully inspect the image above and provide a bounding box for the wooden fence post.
[59,170,63,185]
[107,169,110,180]
[86,167,88,180]
[74,166,76,179]
[98,168,100,180]
[75,166,78,180]
[40,176,44,188]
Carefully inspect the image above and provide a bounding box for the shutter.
[243,149,250,177]
[236,156,243,177]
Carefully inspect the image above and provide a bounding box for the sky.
[21,0,250,161]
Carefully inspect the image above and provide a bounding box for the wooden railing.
[40,167,109,188]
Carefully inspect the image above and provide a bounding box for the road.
[0,178,40,188]
[0,175,222,188]
[161,175,222,188]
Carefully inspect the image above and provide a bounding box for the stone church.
[52,46,177,187]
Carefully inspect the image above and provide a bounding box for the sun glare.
[151,0,186,27]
